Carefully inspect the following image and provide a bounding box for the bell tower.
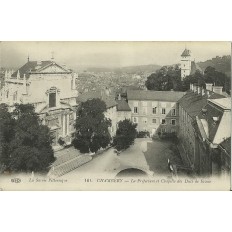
[180,48,192,80]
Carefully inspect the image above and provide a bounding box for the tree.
[204,66,230,93]
[0,103,55,173]
[0,104,15,169]
[113,119,137,152]
[72,98,112,153]
[145,66,183,91]
[182,69,204,91]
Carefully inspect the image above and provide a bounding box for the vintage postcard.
[0,41,231,190]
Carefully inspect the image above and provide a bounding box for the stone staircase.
[48,148,92,178]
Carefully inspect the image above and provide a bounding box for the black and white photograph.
[0,41,231,190]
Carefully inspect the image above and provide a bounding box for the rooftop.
[76,90,117,109]
[208,98,231,110]
[127,90,186,102]
[116,99,131,111]
[181,49,191,57]
[178,90,225,118]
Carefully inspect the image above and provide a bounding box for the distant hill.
[197,55,231,77]
[86,64,161,74]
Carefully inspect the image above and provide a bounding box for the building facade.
[0,60,78,147]
[127,90,185,136]
[195,98,231,176]
[178,83,229,175]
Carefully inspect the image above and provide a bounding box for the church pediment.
[34,63,71,74]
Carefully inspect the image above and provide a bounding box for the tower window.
[49,92,56,108]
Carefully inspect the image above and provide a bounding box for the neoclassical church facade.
[0,59,78,147]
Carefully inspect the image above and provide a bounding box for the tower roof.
[181,49,191,57]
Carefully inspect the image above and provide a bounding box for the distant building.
[0,60,78,147]
[127,90,185,136]
[115,94,131,123]
[180,48,202,80]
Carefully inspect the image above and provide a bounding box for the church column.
[22,74,27,94]
[62,114,65,136]
[67,113,70,135]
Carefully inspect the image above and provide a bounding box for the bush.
[137,130,150,138]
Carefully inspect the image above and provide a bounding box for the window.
[172,109,176,116]
[162,108,166,115]
[161,128,166,133]
[152,118,156,124]
[152,107,157,114]
[171,119,176,125]
[49,92,56,108]
[161,119,166,125]
[134,107,138,114]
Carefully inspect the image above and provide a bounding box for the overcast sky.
[0,41,230,69]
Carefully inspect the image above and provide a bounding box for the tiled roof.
[127,90,186,102]
[11,61,53,79]
[178,90,225,118]
[181,49,191,57]
[198,101,224,142]
[116,99,131,111]
[76,90,117,109]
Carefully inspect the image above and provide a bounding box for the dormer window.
[212,116,219,125]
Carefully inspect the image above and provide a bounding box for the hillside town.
[0,46,231,181]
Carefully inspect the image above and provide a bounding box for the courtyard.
[61,138,184,178]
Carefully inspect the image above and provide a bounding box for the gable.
[36,63,71,74]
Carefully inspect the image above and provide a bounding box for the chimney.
[197,86,201,94]
[212,86,223,95]
[205,83,213,91]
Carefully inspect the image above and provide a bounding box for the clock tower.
[180,48,192,80]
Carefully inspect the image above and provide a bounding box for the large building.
[0,59,78,147]
[178,83,230,175]
[127,90,186,136]
[194,97,231,176]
